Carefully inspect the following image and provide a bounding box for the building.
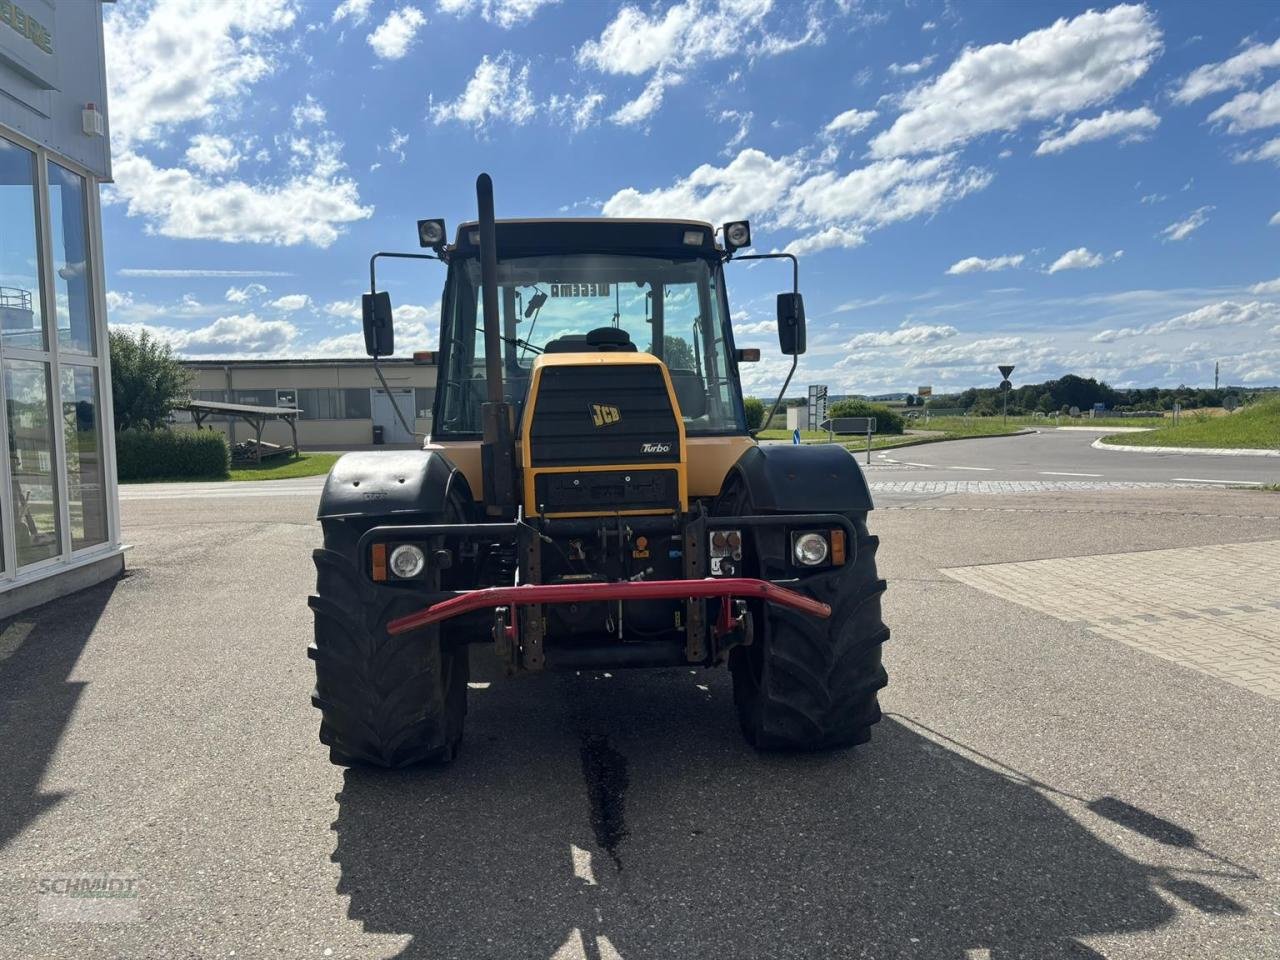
[1,2,121,617]
[181,357,438,450]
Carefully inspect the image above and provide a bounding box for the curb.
[1092,437,1280,458]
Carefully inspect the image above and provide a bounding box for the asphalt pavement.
[4,447,1280,958]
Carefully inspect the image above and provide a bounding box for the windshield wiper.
[474,326,543,355]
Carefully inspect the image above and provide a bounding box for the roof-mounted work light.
[417,218,447,249]
[723,220,751,253]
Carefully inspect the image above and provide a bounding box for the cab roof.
[451,218,719,259]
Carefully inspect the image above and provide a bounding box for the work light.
[417,218,446,249]
[723,220,751,252]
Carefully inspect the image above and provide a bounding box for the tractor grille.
[529,364,681,467]
[534,469,680,514]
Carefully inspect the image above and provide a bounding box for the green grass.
[1100,398,1280,450]
[228,453,340,480]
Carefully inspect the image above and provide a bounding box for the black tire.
[308,518,468,768]
[730,516,889,751]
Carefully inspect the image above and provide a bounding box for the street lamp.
[998,364,1015,427]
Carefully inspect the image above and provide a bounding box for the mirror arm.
[369,251,444,295]
[725,251,798,294]
[757,352,798,439]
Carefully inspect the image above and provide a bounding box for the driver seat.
[544,327,637,353]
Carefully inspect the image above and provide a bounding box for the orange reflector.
[371,543,388,581]
[413,351,435,364]
[737,348,761,362]
[830,529,846,565]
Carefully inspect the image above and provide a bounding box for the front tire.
[730,517,889,751]
[308,519,468,768]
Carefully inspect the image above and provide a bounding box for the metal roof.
[187,400,302,416]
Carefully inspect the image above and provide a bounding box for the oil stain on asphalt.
[579,733,629,871]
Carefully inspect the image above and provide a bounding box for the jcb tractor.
[309,175,888,767]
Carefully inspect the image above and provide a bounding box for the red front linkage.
[385,577,830,636]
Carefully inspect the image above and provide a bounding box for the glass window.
[47,162,96,355]
[60,366,107,550]
[436,255,745,436]
[5,359,60,566]
[414,388,435,419]
[344,388,370,419]
[0,138,45,352]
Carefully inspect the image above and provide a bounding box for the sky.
[99,0,1280,396]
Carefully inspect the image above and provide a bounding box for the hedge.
[116,428,230,481]
[827,399,906,435]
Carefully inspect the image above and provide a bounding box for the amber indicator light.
[371,543,388,581]
[830,529,846,565]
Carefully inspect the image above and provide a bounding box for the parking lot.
[2,478,1279,958]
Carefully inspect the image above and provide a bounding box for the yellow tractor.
[309,175,888,767]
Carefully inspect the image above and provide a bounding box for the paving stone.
[943,539,1280,701]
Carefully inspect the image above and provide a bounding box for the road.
[4,466,1279,957]
[871,426,1277,488]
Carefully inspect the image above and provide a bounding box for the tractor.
[308,174,889,767]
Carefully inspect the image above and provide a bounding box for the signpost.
[807,385,828,433]
[997,364,1015,427]
[822,416,877,464]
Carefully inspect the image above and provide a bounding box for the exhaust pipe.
[476,173,517,517]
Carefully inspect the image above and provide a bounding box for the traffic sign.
[998,364,1015,380]
[998,379,1012,391]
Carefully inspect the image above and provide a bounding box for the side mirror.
[776,292,806,355]
[362,291,394,357]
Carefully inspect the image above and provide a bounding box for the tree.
[743,396,765,430]
[109,329,192,431]
[662,335,697,372]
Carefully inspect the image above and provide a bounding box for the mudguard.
[728,443,874,513]
[316,450,472,520]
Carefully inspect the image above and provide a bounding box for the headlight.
[389,544,426,579]
[723,220,751,250]
[792,532,829,566]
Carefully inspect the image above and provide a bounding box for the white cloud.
[603,148,991,257]
[887,56,935,75]
[1207,78,1280,133]
[946,254,1024,275]
[103,2,372,248]
[105,291,133,311]
[548,92,606,131]
[333,0,374,25]
[1174,36,1280,103]
[1273,210,1280,226]
[1160,205,1212,242]
[430,53,537,128]
[104,0,297,148]
[437,0,559,28]
[870,4,1161,158]
[1048,247,1106,273]
[825,108,878,136]
[1251,277,1280,294]
[1235,136,1280,164]
[1034,106,1160,155]
[719,109,753,152]
[225,283,268,303]
[909,336,1026,367]
[368,6,427,60]
[268,294,311,312]
[116,314,299,357]
[292,95,327,128]
[106,149,371,248]
[611,71,683,126]
[845,324,958,348]
[184,134,241,175]
[1091,300,1279,341]
[324,299,361,319]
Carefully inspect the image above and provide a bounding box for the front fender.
[728,443,874,513]
[317,450,473,521]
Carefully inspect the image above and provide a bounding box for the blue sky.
[100,0,1280,395]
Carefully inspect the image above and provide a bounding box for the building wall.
[1,1,121,613]
[0,1,111,180]
[180,361,438,450]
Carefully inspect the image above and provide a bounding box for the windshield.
[434,254,745,436]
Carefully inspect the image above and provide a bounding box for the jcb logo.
[590,403,621,427]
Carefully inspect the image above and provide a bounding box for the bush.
[827,399,905,435]
[743,396,766,430]
[116,428,230,481]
